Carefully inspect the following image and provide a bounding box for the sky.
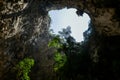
[48,8,90,42]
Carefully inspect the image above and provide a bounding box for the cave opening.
[48,7,90,42]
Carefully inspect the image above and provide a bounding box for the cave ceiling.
[0,0,120,36]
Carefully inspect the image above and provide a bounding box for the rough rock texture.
[0,0,120,80]
[0,0,54,79]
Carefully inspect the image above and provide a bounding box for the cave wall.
[0,0,120,80]
[0,0,54,79]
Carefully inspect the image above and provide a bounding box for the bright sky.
[48,8,90,42]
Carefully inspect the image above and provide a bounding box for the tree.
[49,26,91,80]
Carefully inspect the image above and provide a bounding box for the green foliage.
[48,35,67,72]
[15,58,34,80]
[48,35,62,48]
[54,52,67,71]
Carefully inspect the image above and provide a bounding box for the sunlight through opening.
[48,8,90,42]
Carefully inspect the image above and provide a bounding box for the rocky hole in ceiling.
[0,0,120,80]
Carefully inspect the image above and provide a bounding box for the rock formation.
[0,0,120,80]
